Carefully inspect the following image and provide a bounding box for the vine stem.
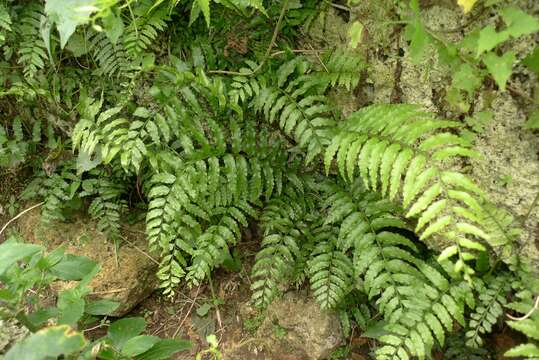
[507,295,539,321]
[0,202,44,237]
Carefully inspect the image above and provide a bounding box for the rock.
[18,208,158,317]
[256,291,343,360]
[0,320,29,354]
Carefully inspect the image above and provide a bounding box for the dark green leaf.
[135,339,192,360]
[108,317,146,349]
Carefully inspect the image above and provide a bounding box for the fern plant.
[323,104,515,279]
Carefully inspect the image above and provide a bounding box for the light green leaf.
[103,10,124,45]
[505,343,539,357]
[0,242,42,275]
[523,110,539,130]
[135,339,192,360]
[452,63,482,96]
[483,51,515,91]
[45,0,97,48]
[197,0,210,26]
[51,254,98,280]
[348,21,364,49]
[523,46,539,75]
[476,25,509,57]
[5,325,86,360]
[501,7,539,38]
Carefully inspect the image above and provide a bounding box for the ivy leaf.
[523,110,539,130]
[476,25,509,57]
[102,11,124,45]
[483,51,515,91]
[523,46,539,75]
[405,21,430,64]
[45,0,98,48]
[501,7,539,38]
[348,21,364,49]
[452,63,482,96]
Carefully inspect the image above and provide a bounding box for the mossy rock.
[18,207,158,317]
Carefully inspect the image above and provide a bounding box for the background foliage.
[1,0,538,358]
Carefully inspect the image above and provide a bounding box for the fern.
[22,164,81,223]
[16,4,48,78]
[250,180,314,308]
[324,104,513,279]
[0,3,12,44]
[307,222,353,310]
[465,273,511,348]
[504,260,539,358]
[80,169,128,241]
[88,31,131,78]
[123,0,169,57]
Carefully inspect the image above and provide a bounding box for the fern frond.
[504,260,539,358]
[80,170,127,241]
[123,0,169,57]
[88,31,131,78]
[250,182,315,308]
[307,223,353,309]
[253,59,337,163]
[186,201,255,286]
[16,4,48,78]
[465,273,511,348]
[324,104,505,278]
[0,3,12,44]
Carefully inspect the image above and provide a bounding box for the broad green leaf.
[45,0,97,48]
[452,63,482,96]
[5,325,86,360]
[51,254,97,280]
[483,51,515,91]
[102,10,124,45]
[501,7,539,38]
[108,317,146,349]
[122,335,160,357]
[0,242,42,275]
[523,46,539,75]
[57,289,85,326]
[135,339,192,360]
[85,299,120,315]
[476,25,509,57]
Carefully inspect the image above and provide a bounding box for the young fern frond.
[80,170,128,241]
[465,273,511,348]
[22,164,81,224]
[324,104,506,279]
